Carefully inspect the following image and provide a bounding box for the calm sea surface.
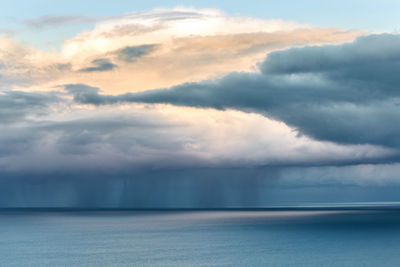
[1,209,400,266]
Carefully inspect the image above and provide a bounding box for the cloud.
[79,58,117,72]
[67,34,400,148]
[23,15,97,29]
[279,163,400,186]
[1,87,396,176]
[0,90,60,124]
[118,44,155,62]
[54,8,361,92]
[2,8,395,207]
[1,8,362,92]
[0,28,15,37]
[259,33,400,77]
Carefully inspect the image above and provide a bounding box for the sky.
[1,1,400,208]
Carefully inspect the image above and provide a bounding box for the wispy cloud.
[23,15,98,29]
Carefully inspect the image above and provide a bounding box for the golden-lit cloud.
[1,7,363,93]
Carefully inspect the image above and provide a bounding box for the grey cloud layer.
[67,34,400,147]
[1,83,396,179]
[4,88,390,172]
[0,90,59,123]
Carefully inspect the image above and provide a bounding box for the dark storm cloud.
[260,34,400,75]
[79,58,117,72]
[67,34,400,147]
[118,44,155,62]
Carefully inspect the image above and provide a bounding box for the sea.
[1,207,400,266]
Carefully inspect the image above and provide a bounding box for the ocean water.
[1,209,400,266]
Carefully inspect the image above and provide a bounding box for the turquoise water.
[1,210,400,266]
